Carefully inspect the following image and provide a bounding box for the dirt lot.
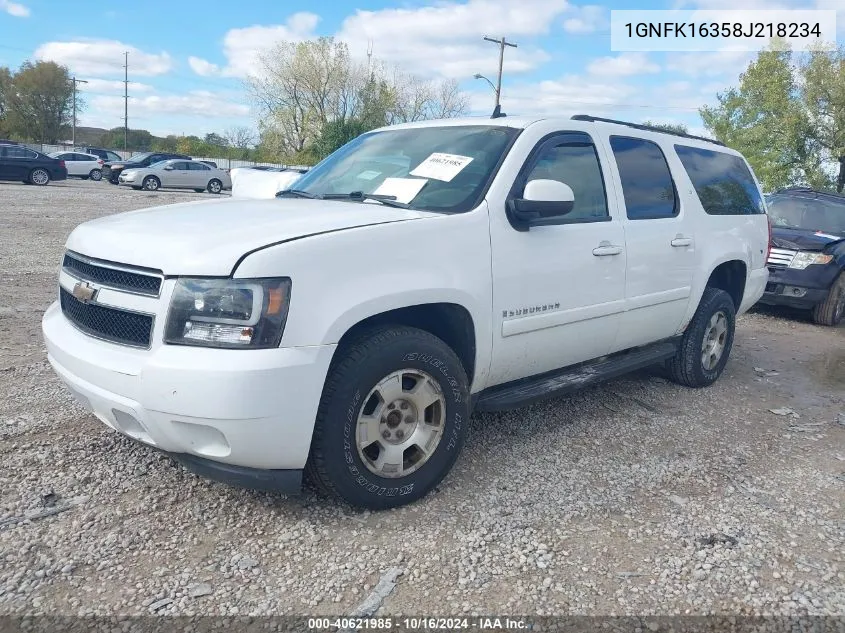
[0,179,843,618]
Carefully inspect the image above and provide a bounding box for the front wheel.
[306,326,470,510]
[812,272,845,326]
[666,287,736,388]
[207,178,223,194]
[142,176,160,191]
[29,169,50,185]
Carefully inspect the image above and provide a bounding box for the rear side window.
[609,136,677,220]
[3,146,37,159]
[674,145,765,215]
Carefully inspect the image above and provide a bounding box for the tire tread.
[811,272,845,326]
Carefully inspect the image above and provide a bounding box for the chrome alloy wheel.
[356,369,446,478]
[701,310,728,371]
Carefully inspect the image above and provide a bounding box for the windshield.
[148,160,171,169]
[290,125,519,213]
[124,153,152,164]
[767,195,845,236]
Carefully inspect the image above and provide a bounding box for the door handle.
[671,236,693,247]
[592,242,623,256]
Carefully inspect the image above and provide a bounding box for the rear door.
[604,135,697,351]
[187,161,212,188]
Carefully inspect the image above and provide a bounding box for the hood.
[66,197,435,275]
[771,226,845,252]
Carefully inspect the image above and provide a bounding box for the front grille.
[60,287,154,348]
[63,252,161,296]
[767,247,797,269]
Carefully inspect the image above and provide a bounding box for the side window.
[674,145,765,215]
[107,152,122,161]
[610,136,677,220]
[5,146,34,159]
[523,140,609,221]
[57,153,72,160]
[189,162,210,170]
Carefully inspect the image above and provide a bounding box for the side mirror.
[164,165,174,171]
[509,179,575,226]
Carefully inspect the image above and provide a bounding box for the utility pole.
[482,36,517,108]
[70,76,88,147]
[123,51,129,152]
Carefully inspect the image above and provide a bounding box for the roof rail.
[570,114,726,146]
[774,186,845,199]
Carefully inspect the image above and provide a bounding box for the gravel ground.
[0,179,843,618]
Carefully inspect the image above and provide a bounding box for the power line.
[123,51,128,151]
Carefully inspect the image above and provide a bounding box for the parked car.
[102,152,190,184]
[230,166,304,199]
[199,160,218,169]
[118,159,231,193]
[758,187,845,326]
[75,147,123,163]
[0,143,67,185]
[48,151,104,181]
[42,115,769,509]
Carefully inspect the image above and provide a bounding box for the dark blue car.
[0,143,68,185]
[760,187,845,326]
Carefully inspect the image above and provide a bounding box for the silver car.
[118,159,232,193]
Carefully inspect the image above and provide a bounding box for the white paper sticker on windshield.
[372,177,427,204]
[410,153,473,182]
[357,170,381,181]
[814,231,840,240]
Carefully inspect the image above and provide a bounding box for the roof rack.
[570,114,726,146]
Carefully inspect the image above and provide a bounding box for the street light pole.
[70,76,88,147]
[482,36,517,107]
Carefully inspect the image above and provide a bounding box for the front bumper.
[757,264,838,309]
[42,301,336,489]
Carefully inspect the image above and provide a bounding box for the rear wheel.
[812,272,845,326]
[29,169,49,185]
[142,176,160,191]
[89,169,102,181]
[207,178,223,194]
[306,326,470,510]
[666,287,736,388]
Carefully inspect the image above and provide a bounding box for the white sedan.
[118,159,232,193]
[48,151,104,181]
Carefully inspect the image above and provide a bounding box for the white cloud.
[0,0,28,17]
[91,90,249,120]
[587,52,660,77]
[562,4,608,34]
[337,0,570,79]
[188,56,220,77]
[666,50,754,77]
[34,40,172,77]
[82,78,154,95]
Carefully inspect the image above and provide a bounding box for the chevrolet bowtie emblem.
[72,281,97,303]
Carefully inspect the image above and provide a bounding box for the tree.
[0,66,11,136]
[203,132,228,148]
[247,36,469,161]
[5,61,74,143]
[700,45,843,191]
[642,121,689,135]
[224,126,256,149]
[100,127,154,151]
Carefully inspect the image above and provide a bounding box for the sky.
[0,0,842,140]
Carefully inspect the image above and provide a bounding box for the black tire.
[29,168,50,185]
[207,178,223,194]
[194,188,205,193]
[812,272,845,326]
[306,325,470,510]
[89,169,102,182]
[666,287,736,388]
[142,176,160,191]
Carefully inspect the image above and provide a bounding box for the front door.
[487,131,627,386]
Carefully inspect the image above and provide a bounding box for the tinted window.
[674,145,765,215]
[610,136,677,219]
[74,153,93,161]
[525,141,608,221]
[189,162,210,170]
[4,146,37,159]
[107,152,122,161]
[172,162,190,170]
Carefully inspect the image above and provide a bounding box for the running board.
[473,339,679,412]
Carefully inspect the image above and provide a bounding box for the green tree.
[642,120,688,134]
[700,45,842,191]
[5,61,74,143]
[100,127,155,151]
[203,132,228,148]
[0,66,11,136]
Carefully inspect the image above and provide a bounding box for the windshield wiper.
[321,191,411,209]
[276,189,320,199]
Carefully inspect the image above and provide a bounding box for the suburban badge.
[71,281,97,304]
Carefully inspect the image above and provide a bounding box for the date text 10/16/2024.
[307,617,529,630]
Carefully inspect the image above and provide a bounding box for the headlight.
[164,278,291,349]
[788,252,833,270]
[111,164,124,170]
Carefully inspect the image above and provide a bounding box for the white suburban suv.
[42,115,770,509]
